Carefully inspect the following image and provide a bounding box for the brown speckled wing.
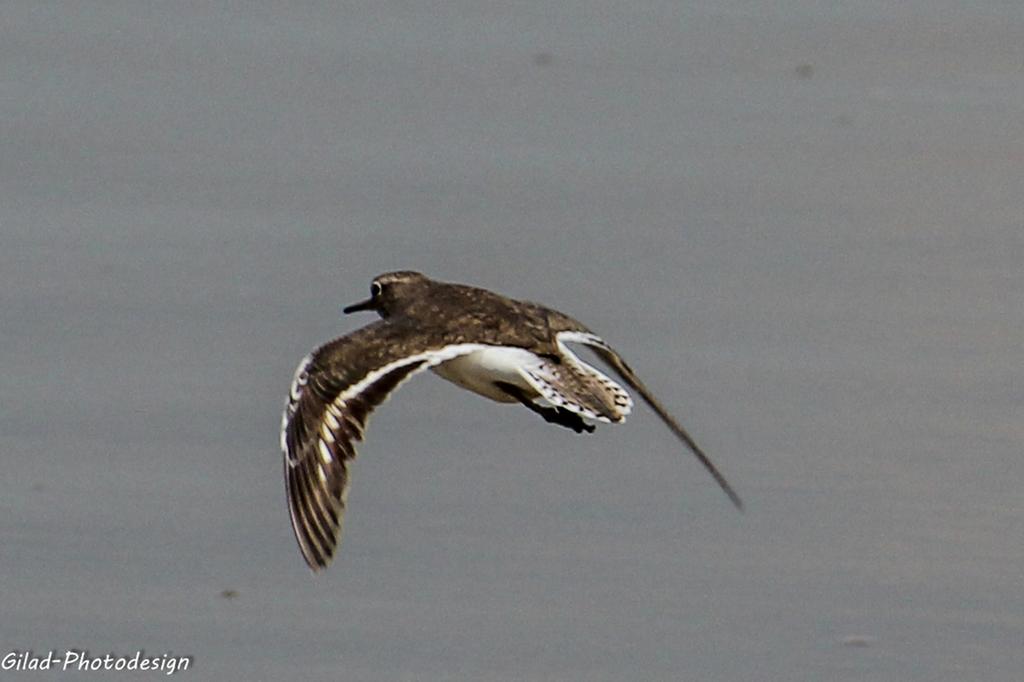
[280,322,492,571]
[559,331,744,511]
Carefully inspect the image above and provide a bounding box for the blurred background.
[2,2,1021,680]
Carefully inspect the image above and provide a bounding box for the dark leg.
[493,382,595,434]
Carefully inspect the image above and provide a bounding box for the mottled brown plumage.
[281,271,741,572]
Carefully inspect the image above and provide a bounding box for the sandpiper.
[281,271,741,571]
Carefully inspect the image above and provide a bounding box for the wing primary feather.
[560,331,744,511]
[281,343,493,571]
[286,460,329,569]
[294,461,336,548]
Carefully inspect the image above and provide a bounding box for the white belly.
[431,346,539,403]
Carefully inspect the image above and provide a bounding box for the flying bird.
[281,271,741,571]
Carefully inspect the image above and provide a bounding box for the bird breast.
[431,346,540,403]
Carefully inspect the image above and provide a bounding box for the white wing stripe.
[318,439,333,463]
[281,343,498,469]
[555,331,634,415]
[281,353,314,461]
[332,343,496,406]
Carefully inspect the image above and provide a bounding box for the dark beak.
[343,297,377,314]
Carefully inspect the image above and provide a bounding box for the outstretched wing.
[518,349,633,424]
[281,323,492,571]
[557,331,744,510]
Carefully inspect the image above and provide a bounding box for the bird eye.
[370,282,383,297]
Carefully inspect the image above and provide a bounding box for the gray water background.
[2,2,1022,680]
